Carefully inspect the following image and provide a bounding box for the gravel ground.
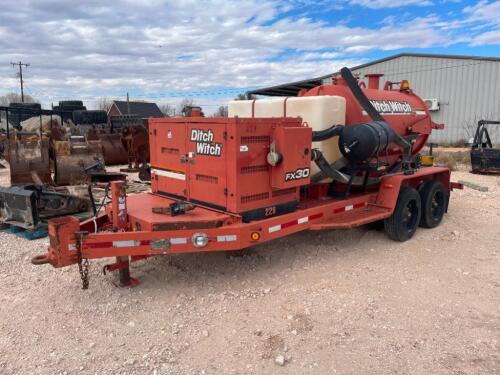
[0,166,499,375]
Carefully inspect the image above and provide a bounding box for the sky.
[0,0,499,113]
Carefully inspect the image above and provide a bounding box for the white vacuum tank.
[228,96,346,177]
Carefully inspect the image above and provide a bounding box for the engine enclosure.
[149,117,311,222]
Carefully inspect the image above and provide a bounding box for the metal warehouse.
[248,53,500,143]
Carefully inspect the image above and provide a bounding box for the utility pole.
[10,61,30,102]
[126,92,130,114]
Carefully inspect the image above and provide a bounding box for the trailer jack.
[102,256,146,288]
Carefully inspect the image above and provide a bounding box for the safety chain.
[76,232,90,289]
[78,258,90,290]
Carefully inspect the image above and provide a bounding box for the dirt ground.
[0,165,499,375]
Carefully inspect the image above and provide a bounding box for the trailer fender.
[375,167,451,215]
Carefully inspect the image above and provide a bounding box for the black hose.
[340,67,384,123]
[312,124,343,142]
[311,149,349,183]
[311,151,380,186]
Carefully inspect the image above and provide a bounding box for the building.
[107,100,163,119]
[247,53,500,143]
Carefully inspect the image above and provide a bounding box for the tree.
[159,103,174,117]
[95,97,113,112]
[0,92,37,106]
[0,92,38,121]
[234,93,247,100]
[213,105,228,117]
[177,98,196,117]
[158,99,202,117]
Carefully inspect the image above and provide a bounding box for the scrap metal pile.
[0,102,151,231]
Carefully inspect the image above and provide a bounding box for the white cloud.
[471,29,500,45]
[0,0,495,111]
[463,0,500,24]
[350,0,433,9]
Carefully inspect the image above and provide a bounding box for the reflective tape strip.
[85,238,185,249]
[268,225,281,233]
[113,240,139,247]
[152,168,186,181]
[268,213,323,233]
[216,235,237,242]
[170,237,188,245]
[298,216,309,224]
[415,110,426,115]
[333,202,366,214]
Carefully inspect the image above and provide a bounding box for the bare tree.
[95,97,113,112]
[177,98,196,117]
[234,93,247,100]
[213,105,228,117]
[159,103,174,117]
[158,99,202,117]
[0,93,37,121]
[0,92,37,106]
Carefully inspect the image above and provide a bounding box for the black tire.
[384,187,421,242]
[56,105,86,112]
[73,110,107,125]
[419,181,447,228]
[9,102,41,110]
[59,100,83,107]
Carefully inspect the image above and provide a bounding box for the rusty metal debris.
[9,136,52,185]
[121,125,150,171]
[471,120,500,174]
[53,136,104,185]
[0,185,89,230]
[88,132,128,166]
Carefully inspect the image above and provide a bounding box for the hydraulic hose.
[311,149,350,183]
[311,150,380,186]
[312,124,344,142]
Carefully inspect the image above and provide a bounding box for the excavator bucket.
[8,137,52,185]
[53,136,104,185]
[0,186,40,229]
[0,185,89,230]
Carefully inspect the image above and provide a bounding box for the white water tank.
[286,96,346,176]
[228,96,346,179]
[227,100,254,118]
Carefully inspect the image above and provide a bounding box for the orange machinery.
[32,68,462,288]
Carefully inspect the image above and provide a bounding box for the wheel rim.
[431,190,445,220]
[402,199,418,233]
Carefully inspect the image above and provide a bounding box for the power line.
[10,61,30,102]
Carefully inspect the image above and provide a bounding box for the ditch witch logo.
[369,100,412,114]
[190,129,223,156]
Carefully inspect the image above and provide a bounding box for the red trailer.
[32,68,462,288]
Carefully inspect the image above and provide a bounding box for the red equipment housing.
[149,117,311,221]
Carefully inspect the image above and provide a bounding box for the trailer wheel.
[384,187,421,242]
[419,181,447,228]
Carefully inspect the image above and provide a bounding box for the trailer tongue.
[32,67,461,288]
